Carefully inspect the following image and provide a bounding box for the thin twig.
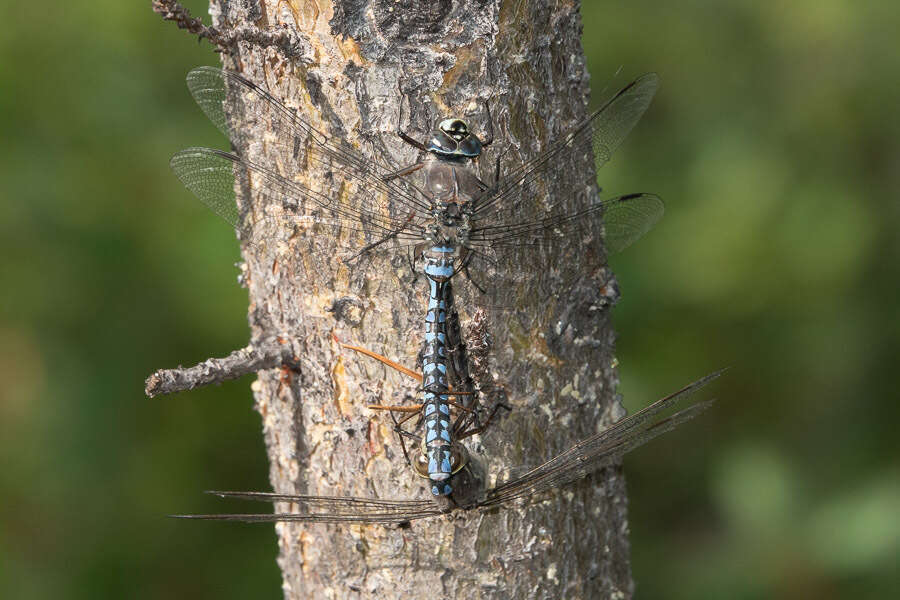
[151,0,313,59]
[145,337,301,397]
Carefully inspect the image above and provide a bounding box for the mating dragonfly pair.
[170,66,717,523]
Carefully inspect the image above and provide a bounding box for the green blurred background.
[1,1,897,598]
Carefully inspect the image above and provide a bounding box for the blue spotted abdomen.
[422,249,455,495]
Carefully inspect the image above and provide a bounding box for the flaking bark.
[170,1,635,597]
[144,336,300,397]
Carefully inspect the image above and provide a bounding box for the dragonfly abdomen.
[423,274,453,496]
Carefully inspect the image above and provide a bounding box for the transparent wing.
[172,492,443,524]
[172,372,720,524]
[474,370,722,508]
[473,73,659,220]
[171,147,428,258]
[468,192,663,255]
[186,66,432,216]
[456,192,662,313]
[459,75,662,298]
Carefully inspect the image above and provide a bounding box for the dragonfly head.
[428,119,483,159]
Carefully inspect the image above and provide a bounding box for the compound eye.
[449,445,469,474]
[440,119,469,140]
[457,135,482,157]
[413,452,430,478]
[450,120,468,135]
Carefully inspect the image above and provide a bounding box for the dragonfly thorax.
[424,155,483,208]
[423,217,471,250]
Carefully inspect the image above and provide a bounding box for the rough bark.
[195,1,633,597]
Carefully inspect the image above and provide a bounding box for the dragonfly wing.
[474,370,722,508]
[601,192,665,255]
[468,192,663,257]
[472,73,659,222]
[184,67,433,219]
[171,147,427,258]
[460,193,663,312]
[459,75,661,307]
[172,491,444,524]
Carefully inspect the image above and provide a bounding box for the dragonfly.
[337,279,511,480]
[173,370,721,524]
[171,67,664,495]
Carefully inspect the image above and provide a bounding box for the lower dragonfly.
[173,370,722,524]
[339,279,510,473]
[171,67,663,495]
[335,282,512,476]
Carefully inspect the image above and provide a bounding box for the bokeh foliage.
[1,1,897,598]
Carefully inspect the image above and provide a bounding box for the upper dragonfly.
[173,371,721,524]
[171,67,664,495]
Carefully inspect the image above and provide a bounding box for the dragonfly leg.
[394,421,422,440]
[337,341,431,441]
[447,399,475,413]
[450,390,483,436]
[461,262,488,295]
[339,341,421,382]
[388,406,423,437]
[456,392,512,440]
[343,211,417,263]
[368,403,424,413]
[452,411,476,438]
[398,130,428,152]
[382,161,425,182]
[395,83,429,152]
[407,245,422,282]
[386,403,424,465]
[451,251,488,297]
[470,173,493,194]
[480,99,494,147]
[341,341,473,416]
[389,410,416,467]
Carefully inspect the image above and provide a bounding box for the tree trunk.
[210,1,633,597]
